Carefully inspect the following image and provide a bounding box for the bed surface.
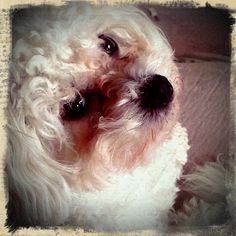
[178,60,230,163]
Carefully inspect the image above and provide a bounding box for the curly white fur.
[170,158,231,226]
[7,3,189,231]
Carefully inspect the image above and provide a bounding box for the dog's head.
[9,4,182,190]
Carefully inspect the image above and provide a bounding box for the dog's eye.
[62,94,86,120]
[99,34,118,56]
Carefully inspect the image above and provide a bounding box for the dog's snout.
[139,74,174,110]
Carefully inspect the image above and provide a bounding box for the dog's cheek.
[64,119,94,154]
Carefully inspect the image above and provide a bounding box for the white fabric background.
[178,61,230,162]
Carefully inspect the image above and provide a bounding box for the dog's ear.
[6,121,73,226]
[6,70,74,226]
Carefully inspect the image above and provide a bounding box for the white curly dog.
[6,2,229,232]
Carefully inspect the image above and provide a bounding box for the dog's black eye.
[62,94,86,120]
[99,34,118,56]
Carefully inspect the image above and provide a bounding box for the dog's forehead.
[77,4,148,20]
[74,6,154,35]
[74,7,169,52]
[13,4,169,51]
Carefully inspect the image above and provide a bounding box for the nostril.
[139,74,174,110]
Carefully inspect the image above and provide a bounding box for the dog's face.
[10,4,182,190]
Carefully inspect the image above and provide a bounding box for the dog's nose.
[139,74,174,110]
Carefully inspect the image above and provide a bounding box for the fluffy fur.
[170,157,231,226]
[7,2,226,232]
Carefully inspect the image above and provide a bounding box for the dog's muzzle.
[139,74,174,111]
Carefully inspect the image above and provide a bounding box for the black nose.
[139,74,174,110]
